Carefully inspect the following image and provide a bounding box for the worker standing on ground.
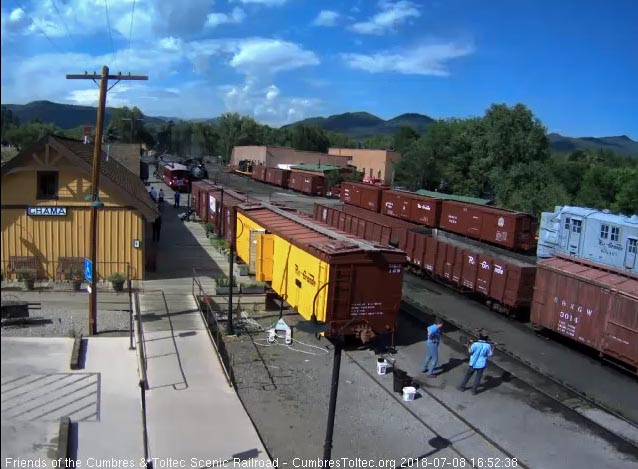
[152,215,162,242]
[422,317,444,376]
[457,330,494,395]
[174,191,180,208]
[149,186,157,203]
[158,189,165,210]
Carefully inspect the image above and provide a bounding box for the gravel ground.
[1,288,132,337]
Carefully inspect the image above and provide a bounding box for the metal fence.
[192,269,235,388]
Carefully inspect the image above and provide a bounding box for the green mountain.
[283,111,434,139]
[548,133,638,157]
[2,101,168,129]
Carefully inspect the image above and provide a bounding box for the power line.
[103,0,116,56]
[128,0,137,52]
[14,0,64,54]
[50,0,75,47]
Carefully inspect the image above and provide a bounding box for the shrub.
[215,275,237,287]
[108,272,126,282]
[204,223,215,233]
[18,272,34,281]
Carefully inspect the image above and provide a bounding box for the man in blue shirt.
[457,330,494,395]
[422,318,444,376]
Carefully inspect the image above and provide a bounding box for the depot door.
[566,218,583,255]
[624,238,637,270]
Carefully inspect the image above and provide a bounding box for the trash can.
[393,369,407,393]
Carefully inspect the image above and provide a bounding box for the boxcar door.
[624,237,637,270]
[249,229,265,274]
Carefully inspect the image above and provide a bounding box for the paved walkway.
[137,177,269,463]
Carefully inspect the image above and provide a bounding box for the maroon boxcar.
[252,165,267,182]
[381,190,442,227]
[340,182,389,212]
[439,201,536,251]
[265,167,291,188]
[289,171,327,196]
[191,180,220,223]
[532,256,638,372]
[207,188,252,241]
[408,228,537,315]
[314,204,393,246]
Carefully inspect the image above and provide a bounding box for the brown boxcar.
[289,171,327,196]
[191,180,219,222]
[207,188,251,241]
[340,182,389,212]
[341,204,417,250]
[265,167,290,187]
[252,165,267,182]
[236,204,407,339]
[412,229,537,312]
[314,204,393,245]
[439,201,536,251]
[531,256,638,371]
[381,190,442,227]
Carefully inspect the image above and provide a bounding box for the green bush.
[108,272,126,282]
[18,272,34,281]
[204,223,215,233]
[215,275,237,287]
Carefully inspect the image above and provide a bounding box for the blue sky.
[1,0,637,137]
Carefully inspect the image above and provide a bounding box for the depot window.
[36,171,59,200]
[611,226,620,242]
[600,224,609,239]
[628,239,637,254]
[564,217,571,230]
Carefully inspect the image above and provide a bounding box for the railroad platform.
[137,176,269,463]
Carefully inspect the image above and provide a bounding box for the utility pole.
[67,66,148,335]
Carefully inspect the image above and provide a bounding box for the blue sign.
[27,206,67,216]
[84,258,93,283]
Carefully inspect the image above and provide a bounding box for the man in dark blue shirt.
[422,318,444,376]
[458,329,494,395]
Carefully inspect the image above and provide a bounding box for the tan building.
[230,146,351,169]
[1,135,158,280]
[328,148,401,184]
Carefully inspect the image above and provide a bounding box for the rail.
[192,269,235,387]
[133,292,148,389]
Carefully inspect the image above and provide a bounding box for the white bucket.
[376,359,388,376]
[402,386,416,401]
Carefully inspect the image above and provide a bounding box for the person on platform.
[457,329,494,395]
[422,317,444,376]
[158,189,165,209]
[174,191,181,208]
[152,215,162,242]
[149,186,157,202]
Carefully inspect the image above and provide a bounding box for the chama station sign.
[27,207,67,216]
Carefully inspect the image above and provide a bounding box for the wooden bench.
[6,256,39,279]
[56,257,85,280]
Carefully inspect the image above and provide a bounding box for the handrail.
[133,292,148,389]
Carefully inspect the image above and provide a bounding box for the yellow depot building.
[1,135,158,281]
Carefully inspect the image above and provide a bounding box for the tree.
[290,125,329,153]
[362,134,392,149]
[392,126,419,155]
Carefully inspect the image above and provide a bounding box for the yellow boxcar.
[235,205,407,340]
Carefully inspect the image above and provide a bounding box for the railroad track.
[399,289,638,453]
[344,349,528,468]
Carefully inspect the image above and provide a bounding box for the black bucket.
[393,369,408,393]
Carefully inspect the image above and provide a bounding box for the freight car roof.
[443,200,532,217]
[414,189,491,205]
[433,229,536,267]
[238,204,402,255]
[538,257,638,297]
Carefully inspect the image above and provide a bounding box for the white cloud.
[350,0,420,35]
[231,0,288,6]
[341,43,473,76]
[313,10,340,27]
[220,78,318,126]
[206,8,246,28]
[229,39,320,75]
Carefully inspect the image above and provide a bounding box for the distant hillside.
[3,101,168,129]
[548,133,638,157]
[283,111,435,139]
